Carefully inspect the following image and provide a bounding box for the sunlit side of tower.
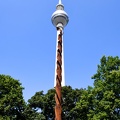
[51,0,69,119]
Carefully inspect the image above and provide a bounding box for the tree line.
[0,56,120,120]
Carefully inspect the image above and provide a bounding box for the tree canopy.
[27,86,83,120]
[0,75,25,120]
[0,56,120,119]
[90,56,120,119]
[72,56,120,119]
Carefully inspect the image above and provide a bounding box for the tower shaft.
[51,0,69,119]
[55,27,63,120]
[54,27,65,87]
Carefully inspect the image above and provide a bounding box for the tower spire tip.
[59,0,62,4]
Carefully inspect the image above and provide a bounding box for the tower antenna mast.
[51,0,69,120]
[59,0,62,4]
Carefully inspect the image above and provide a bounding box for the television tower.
[51,0,69,119]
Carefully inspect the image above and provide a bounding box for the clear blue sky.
[0,0,120,101]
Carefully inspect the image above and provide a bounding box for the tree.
[71,56,120,120]
[28,89,55,120]
[0,75,26,119]
[61,86,83,119]
[89,56,120,119]
[70,86,94,120]
[28,86,83,120]
[23,104,45,120]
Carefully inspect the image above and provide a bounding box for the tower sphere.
[51,2,69,28]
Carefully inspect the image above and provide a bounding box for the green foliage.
[70,86,94,120]
[70,56,120,120]
[28,86,83,120]
[0,75,26,119]
[89,56,120,119]
[23,104,45,120]
[62,86,83,119]
[1,56,120,119]
[28,89,55,119]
